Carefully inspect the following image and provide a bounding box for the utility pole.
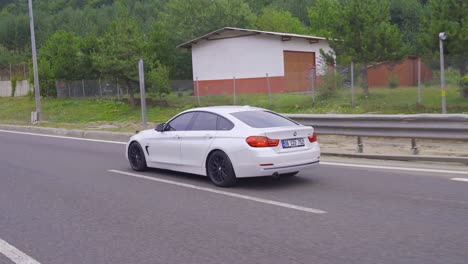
[28,0,42,121]
[138,59,147,129]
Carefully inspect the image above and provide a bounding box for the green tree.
[308,0,341,37]
[421,0,468,77]
[30,58,56,97]
[151,0,256,79]
[0,14,30,53]
[255,6,307,34]
[309,0,406,96]
[269,0,314,26]
[147,61,171,100]
[92,9,147,108]
[40,31,85,80]
[244,0,273,13]
[389,0,423,54]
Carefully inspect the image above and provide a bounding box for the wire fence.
[1,55,467,103]
[55,79,128,98]
[0,63,29,81]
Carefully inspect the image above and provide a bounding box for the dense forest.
[0,0,466,100]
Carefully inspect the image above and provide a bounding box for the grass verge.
[0,85,467,132]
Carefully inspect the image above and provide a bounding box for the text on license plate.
[281,138,305,148]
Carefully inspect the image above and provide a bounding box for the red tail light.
[308,132,317,142]
[246,136,279,147]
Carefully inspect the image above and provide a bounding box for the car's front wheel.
[207,150,237,187]
[128,142,147,171]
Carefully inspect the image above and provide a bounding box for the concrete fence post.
[266,73,272,105]
[99,78,102,97]
[196,77,201,106]
[311,68,316,104]
[418,57,421,105]
[351,62,355,107]
[233,76,236,105]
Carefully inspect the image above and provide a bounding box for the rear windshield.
[231,110,299,128]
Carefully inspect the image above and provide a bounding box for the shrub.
[10,76,17,97]
[460,75,468,98]
[318,70,343,99]
[387,75,399,89]
[147,61,171,100]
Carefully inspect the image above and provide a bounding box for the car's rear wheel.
[207,151,237,187]
[282,171,299,178]
[128,142,147,171]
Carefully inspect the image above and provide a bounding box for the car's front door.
[147,112,196,165]
[180,112,218,168]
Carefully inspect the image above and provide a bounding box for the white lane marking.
[0,129,126,145]
[320,162,468,175]
[2,129,466,176]
[451,178,468,183]
[0,238,41,264]
[108,169,327,214]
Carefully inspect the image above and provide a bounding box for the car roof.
[186,105,267,115]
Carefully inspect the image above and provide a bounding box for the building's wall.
[368,57,433,88]
[191,33,332,95]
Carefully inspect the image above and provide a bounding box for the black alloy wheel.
[128,142,147,171]
[207,151,237,187]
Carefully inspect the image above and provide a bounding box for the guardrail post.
[411,138,419,155]
[357,136,363,153]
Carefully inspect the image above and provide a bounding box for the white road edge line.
[108,169,327,214]
[0,238,41,264]
[451,178,468,183]
[2,129,466,175]
[0,129,126,145]
[320,162,468,175]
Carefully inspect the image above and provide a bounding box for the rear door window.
[231,111,299,128]
[190,112,218,131]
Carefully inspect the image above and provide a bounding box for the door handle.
[205,134,214,139]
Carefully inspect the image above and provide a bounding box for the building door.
[283,51,315,92]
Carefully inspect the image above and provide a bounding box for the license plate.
[281,138,305,148]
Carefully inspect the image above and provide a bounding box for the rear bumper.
[231,143,320,178]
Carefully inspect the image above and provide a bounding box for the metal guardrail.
[285,114,468,140]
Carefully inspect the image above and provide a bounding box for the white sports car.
[126,106,320,187]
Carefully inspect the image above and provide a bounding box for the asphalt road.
[0,130,467,264]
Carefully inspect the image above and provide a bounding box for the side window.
[217,116,234,131]
[190,112,217,131]
[166,112,196,131]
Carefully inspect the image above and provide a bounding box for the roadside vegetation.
[1,0,467,102]
[0,0,467,132]
[1,85,466,132]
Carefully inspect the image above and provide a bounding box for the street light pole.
[439,32,447,114]
[28,0,42,121]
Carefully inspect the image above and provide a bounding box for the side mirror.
[155,123,165,132]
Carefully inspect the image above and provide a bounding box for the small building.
[367,56,433,88]
[178,27,333,96]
